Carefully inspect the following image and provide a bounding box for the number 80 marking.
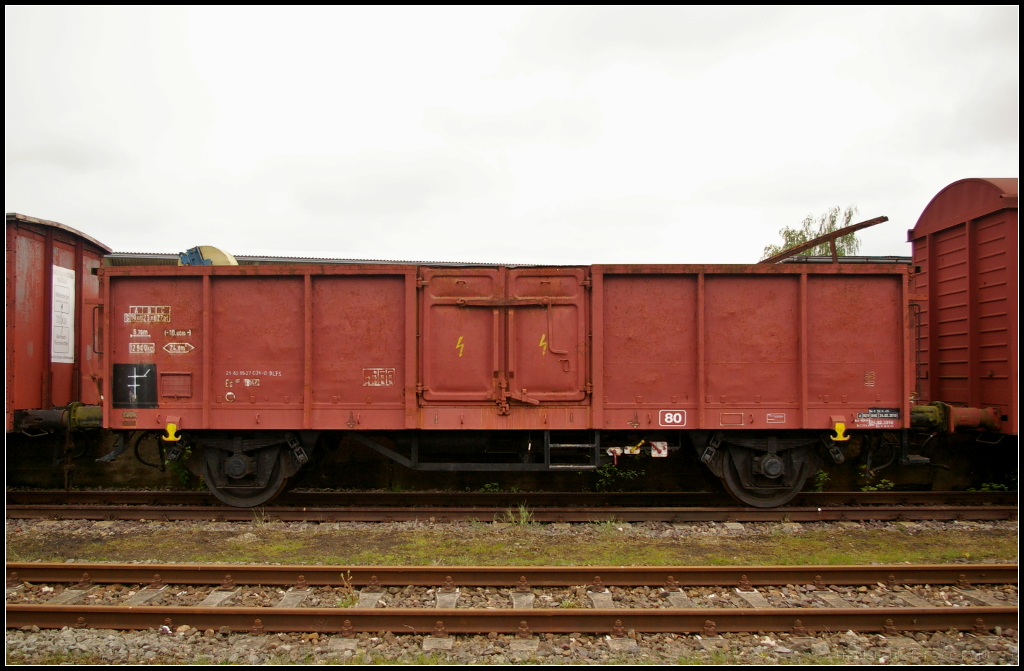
[658,410,687,427]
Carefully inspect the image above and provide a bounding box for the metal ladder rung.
[543,430,601,470]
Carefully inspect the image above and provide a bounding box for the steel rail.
[7,490,1016,507]
[7,562,1017,587]
[6,604,1016,635]
[6,504,1017,522]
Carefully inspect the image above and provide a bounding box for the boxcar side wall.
[910,178,1018,435]
[100,263,910,434]
[5,215,107,431]
[594,265,910,432]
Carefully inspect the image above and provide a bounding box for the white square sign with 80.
[658,410,687,427]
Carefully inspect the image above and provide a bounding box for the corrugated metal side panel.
[9,225,47,420]
[932,223,970,405]
[79,249,104,407]
[974,213,1015,429]
[911,179,1018,435]
[911,236,930,402]
[6,219,105,430]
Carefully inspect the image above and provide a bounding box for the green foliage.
[165,444,194,487]
[250,506,268,529]
[336,570,358,607]
[594,463,643,492]
[812,471,830,492]
[594,518,625,534]
[8,515,1020,567]
[475,483,520,493]
[762,205,860,260]
[500,503,533,526]
[860,478,894,492]
[967,482,1010,492]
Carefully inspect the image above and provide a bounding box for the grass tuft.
[500,504,533,526]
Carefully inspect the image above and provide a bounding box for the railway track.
[6,563,1017,637]
[8,489,1017,507]
[6,490,1016,522]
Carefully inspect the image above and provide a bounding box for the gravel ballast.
[5,625,1019,665]
[6,515,1018,664]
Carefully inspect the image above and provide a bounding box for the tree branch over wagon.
[760,206,888,263]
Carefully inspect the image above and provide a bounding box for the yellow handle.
[831,422,850,442]
[624,439,645,455]
[162,422,181,442]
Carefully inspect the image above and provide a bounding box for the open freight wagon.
[94,259,914,506]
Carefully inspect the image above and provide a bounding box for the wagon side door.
[419,268,502,402]
[506,268,588,403]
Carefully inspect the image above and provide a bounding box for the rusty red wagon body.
[908,178,1018,437]
[97,263,913,436]
[5,213,109,433]
[5,177,1017,508]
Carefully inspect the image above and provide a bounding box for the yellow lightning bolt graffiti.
[539,333,548,355]
[456,336,465,357]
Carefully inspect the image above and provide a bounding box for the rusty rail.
[6,503,1016,523]
[7,562,1017,587]
[7,489,1016,508]
[9,563,1016,636]
[6,604,1015,636]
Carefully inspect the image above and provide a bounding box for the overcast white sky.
[5,7,1019,263]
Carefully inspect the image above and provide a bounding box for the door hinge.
[580,278,592,288]
[415,383,425,395]
[583,383,593,394]
[416,277,429,288]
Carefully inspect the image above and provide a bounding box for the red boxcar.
[5,213,109,432]
[909,178,1018,436]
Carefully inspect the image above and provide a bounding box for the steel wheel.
[721,445,808,508]
[201,446,289,508]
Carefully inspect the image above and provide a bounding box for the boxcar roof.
[911,178,1018,239]
[6,212,113,253]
